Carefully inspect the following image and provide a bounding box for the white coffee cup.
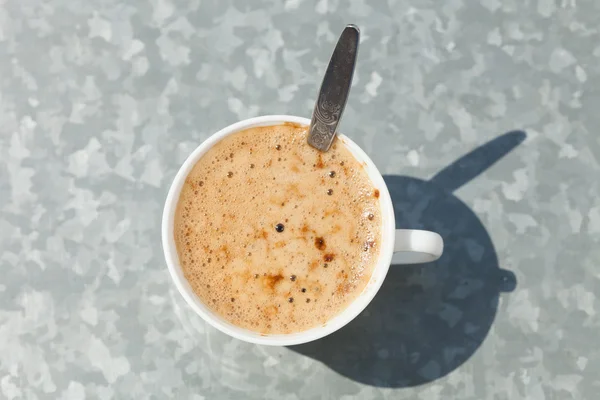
[162,115,443,346]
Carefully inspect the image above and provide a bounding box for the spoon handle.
[307,24,359,152]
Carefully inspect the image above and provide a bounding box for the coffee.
[174,123,381,334]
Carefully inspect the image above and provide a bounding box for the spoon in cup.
[307,24,360,152]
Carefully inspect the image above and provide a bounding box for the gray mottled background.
[1,0,599,399]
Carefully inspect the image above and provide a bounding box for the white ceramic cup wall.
[162,115,443,346]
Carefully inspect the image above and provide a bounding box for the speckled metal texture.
[1,0,599,399]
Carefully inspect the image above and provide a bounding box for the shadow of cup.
[289,131,524,387]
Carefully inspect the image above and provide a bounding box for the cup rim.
[162,115,395,346]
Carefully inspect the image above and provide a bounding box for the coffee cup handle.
[393,229,444,264]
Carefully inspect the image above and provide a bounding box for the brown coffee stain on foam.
[335,282,353,296]
[263,304,279,317]
[334,283,351,297]
[219,245,231,262]
[341,163,350,176]
[337,270,349,280]
[308,259,320,271]
[316,153,325,169]
[323,253,335,262]
[314,237,326,250]
[374,189,380,198]
[269,194,285,206]
[263,273,284,291]
[185,176,196,188]
[294,235,308,243]
[323,207,342,218]
[237,269,253,284]
[286,183,306,199]
[293,223,312,242]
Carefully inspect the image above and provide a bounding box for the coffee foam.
[174,123,381,334]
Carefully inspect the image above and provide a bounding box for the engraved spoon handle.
[307,24,360,152]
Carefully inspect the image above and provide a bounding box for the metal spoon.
[307,24,360,152]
